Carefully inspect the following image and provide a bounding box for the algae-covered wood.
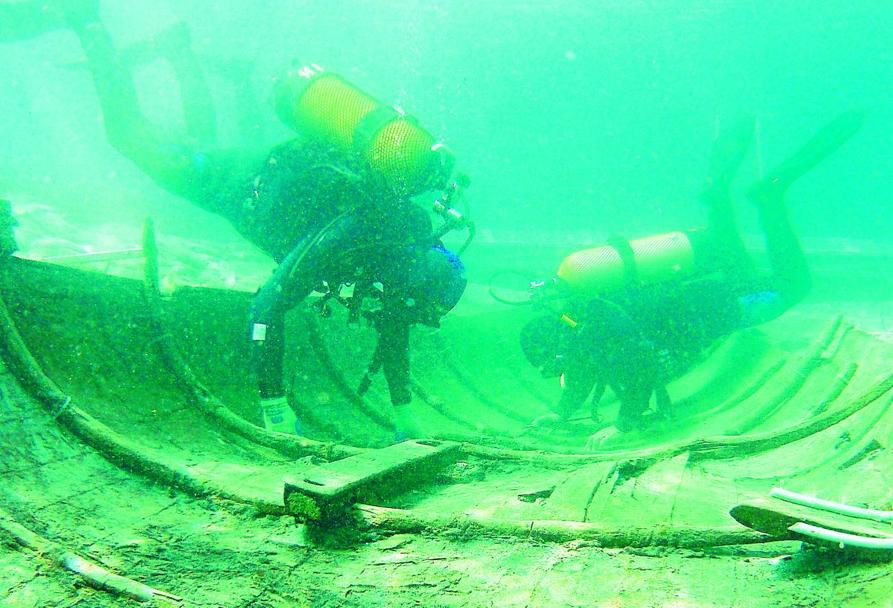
[3,256,893,607]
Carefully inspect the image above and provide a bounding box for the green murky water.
[2,2,893,607]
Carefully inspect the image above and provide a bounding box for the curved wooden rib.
[141,219,361,460]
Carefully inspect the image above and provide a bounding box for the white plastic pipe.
[770,487,893,523]
[789,522,893,550]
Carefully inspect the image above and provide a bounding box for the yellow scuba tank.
[273,64,454,197]
[557,231,695,295]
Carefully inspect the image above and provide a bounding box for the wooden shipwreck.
[2,234,893,607]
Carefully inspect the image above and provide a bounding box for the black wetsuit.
[554,204,811,431]
[54,11,436,407]
[186,139,434,402]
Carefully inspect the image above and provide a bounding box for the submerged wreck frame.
[2,232,893,607]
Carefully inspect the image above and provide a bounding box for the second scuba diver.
[520,112,865,448]
[14,1,468,439]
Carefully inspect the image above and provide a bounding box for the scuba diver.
[519,112,864,448]
[5,1,470,439]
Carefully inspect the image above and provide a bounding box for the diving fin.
[703,116,756,198]
[119,22,192,68]
[0,1,65,41]
[750,109,867,203]
[59,21,191,72]
[0,0,100,43]
[58,0,100,28]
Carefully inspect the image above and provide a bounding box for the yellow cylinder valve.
[557,231,695,295]
[273,64,453,197]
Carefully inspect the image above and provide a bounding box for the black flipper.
[750,109,867,204]
[702,116,756,200]
[0,1,65,41]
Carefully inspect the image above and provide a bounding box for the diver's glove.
[585,426,620,451]
[260,396,301,435]
[528,412,561,429]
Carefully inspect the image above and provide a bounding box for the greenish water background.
[1,1,891,281]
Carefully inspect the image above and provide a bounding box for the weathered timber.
[284,439,459,522]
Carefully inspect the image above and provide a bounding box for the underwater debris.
[0,506,182,604]
[731,487,893,556]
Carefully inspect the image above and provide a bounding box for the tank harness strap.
[352,105,402,159]
[606,235,639,287]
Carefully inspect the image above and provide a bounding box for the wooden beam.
[284,439,459,522]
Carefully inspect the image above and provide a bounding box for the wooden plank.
[189,461,304,509]
[585,453,690,526]
[584,464,622,524]
[670,460,742,529]
[541,461,617,522]
[632,452,691,521]
[284,439,459,522]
